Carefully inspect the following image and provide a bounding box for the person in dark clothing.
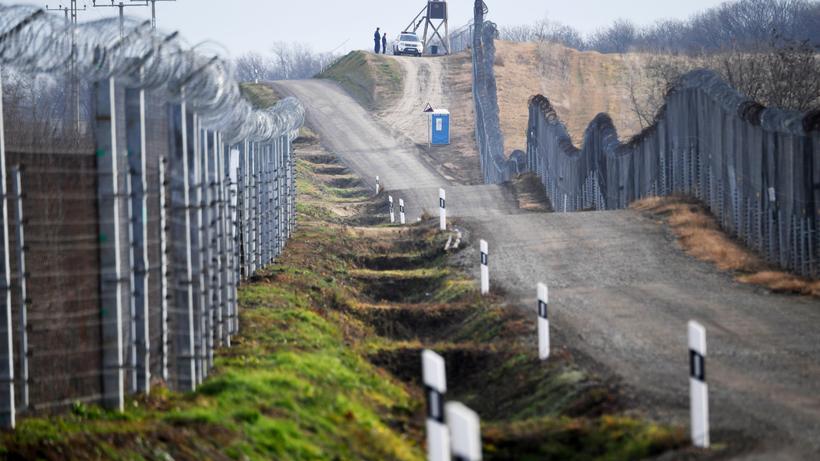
[382,33,387,54]
[374,28,381,53]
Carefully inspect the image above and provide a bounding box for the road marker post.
[688,321,710,448]
[400,198,406,225]
[423,350,450,461]
[446,402,482,461]
[439,188,447,231]
[537,283,549,360]
[389,195,395,224]
[375,176,380,195]
[480,240,489,295]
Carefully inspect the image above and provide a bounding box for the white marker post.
[389,195,395,224]
[399,198,406,225]
[479,240,489,295]
[688,321,710,448]
[446,402,482,461]
[537,283,550,360]
[439,188,447,231]
[423,350,450,461]
[375,176,380,195]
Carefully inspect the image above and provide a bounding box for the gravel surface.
[272,74,820,460]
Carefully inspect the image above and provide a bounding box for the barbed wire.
[0,4,305,144]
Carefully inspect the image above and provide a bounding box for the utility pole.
[46,1,87,24]
[92,0,145,37]
[45,2,87,134]
[129,0,176,30]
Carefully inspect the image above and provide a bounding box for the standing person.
[382,33,388,54]
[374,27,381,53]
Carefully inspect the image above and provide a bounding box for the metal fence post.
[125,85,150,394]
[10,167,28,411]
[272,140,279,258]
[169,97,196,392]
[261,144,269,266]
[289,136,296,236]
[249,142,257,275]
[255,143,262,270]
[200,128,210,371]
[211,133,223,348]
[203,130,215,367]
[215,136,227,347]
[0,66,15,429]
[158,156,169,382]
[190,116,205,384]
[125,169,138,394]
[95,77,125,411]
[236,142,246,279]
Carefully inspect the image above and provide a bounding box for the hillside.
[317,51,404,111]
[493,40,659,152]
[321,44,672,171]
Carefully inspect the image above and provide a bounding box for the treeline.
[1,69,90,144]
[234,42,338,83]
[500,0,820,54]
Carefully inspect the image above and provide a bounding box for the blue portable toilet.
[430,109,450,145]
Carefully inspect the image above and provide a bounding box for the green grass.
[318,51,404,111]
[0,248,424,460]
[240,83,281,109]
[483,415,683,461]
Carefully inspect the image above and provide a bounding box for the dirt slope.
[494,40,657,151]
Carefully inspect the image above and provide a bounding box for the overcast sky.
[18,0,728,57]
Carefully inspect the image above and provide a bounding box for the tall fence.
[470,1,524,184]
[0,5,304,428]
[449,21,473,54]
[526,69,819,277]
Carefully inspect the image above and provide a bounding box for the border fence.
[470,1,525,184]
[0,5,304,428]
[465,0,818,278]
[526,70,819,277]
[449,21,473,54]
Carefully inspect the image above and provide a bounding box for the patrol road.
[273,73,820,460]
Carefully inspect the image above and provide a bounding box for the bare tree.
[590,19,638,53]
[235,43,338,83]
[234,52,273,83]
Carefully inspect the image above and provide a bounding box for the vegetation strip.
[0,138,688,460]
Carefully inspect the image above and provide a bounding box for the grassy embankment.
[0,134,688,460]
[317,51,404,111]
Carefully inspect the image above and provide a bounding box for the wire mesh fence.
[449,21,473,54]
[0,4,304,428]
[526,70,819,277]
[470,3,525,184]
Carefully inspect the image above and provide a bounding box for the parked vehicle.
[392,32,424,56]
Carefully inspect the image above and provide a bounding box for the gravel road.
[272,69,820,459]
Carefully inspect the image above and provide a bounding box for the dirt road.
[273,64,820,459]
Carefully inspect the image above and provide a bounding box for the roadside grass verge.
[633,196,820,297]
[318,50,404,111]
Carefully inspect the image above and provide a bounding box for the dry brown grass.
[510,172,552,212]
[493,41,656,154]
[632,196,820,298]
